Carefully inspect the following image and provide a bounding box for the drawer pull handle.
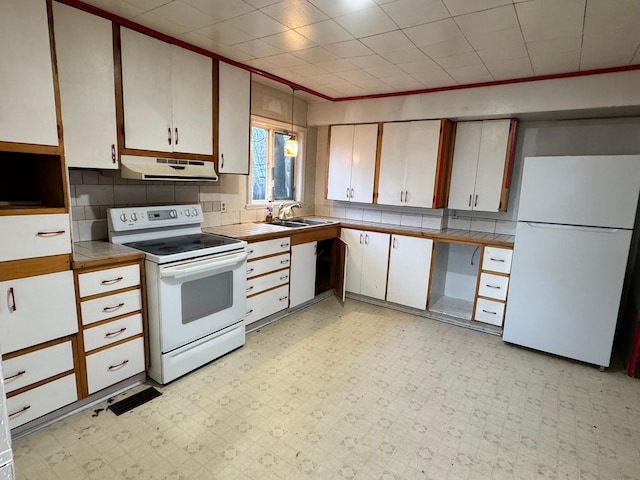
[220,153,224,169]
[246,286,254,292]
[9,287,16,312]
[489,257,505,262]
[247,268,255,275]
[101,277,124,285]
[247,249,254,255]
[280,275,288,281]
[168,127,172,145]
[36,230,65,237]
[103,302,125,313]
[485,284,501,289]
[280,259,289,264]
[474,194,478,207]
[111,143,116,164]
[246,309,254,316]
[175,127,179,145]
[482,309,497,315]
[4,370,26,382]
[280,243,289,248]
[108,359,129,371]
[105,327,127,338]
[279,296,288,302]
[9,405,31,418]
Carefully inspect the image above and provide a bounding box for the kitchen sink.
[295,218,334,225]
[256,218,336,228]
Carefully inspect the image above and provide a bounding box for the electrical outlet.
[221,202,227,213]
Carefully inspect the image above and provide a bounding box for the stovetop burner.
[124,233,241,257]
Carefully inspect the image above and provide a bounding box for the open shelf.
[429,295,474,320]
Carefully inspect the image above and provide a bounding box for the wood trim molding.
[0,254,71,281]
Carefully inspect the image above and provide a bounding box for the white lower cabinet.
[0,215,71,262]
[386,235,433,310]
[82,313,143,352]
[80,289,142,326]
[86,337,145,395]
[0,271,78,354]
[474,298,506,326]
[246,285,289,326]
[473,246,513,327]
[290,242,317,308]
[341,228,390,300]
[7,374,77,429]
[3,341,74,394]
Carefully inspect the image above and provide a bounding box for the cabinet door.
[0,0,58,146]
[360,231,390,300]
[0,214,71,262]
[474,120,511,212]
[403,120,441,208]
[54,3,118,169]
[448,122,482,211]
[120,28,172,152]
[340,228,363,294]
[0,271,78,354]
[327,125,354,201]
[289,242,317,308]
[378,122,408,206]
[171,45,213,155]
[350,124,378,203]
[387,235,432,309]
[218,62,250,173]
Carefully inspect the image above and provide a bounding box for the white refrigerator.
[503,155,640,368]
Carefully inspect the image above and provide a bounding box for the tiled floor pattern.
[12,298,640,480]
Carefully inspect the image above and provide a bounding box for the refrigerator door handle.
[525,222,622,234]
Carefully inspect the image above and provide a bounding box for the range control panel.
[108,204,204,231]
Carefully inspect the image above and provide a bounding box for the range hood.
[120,155,218,181]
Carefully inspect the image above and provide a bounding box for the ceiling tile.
[234,38,283,57]
[454,5,519,36]
[324,40,373,58]
[580,31,639,67]
[445,64,493,83]
[183,0,255,21]
[525,36,582,58]
[308,0,378,18]
[261,0,329,28]
[195,22,254,46]
[316,58,359,73]
[584,0,640,35]
[262,30,316,51]
[633,48,640,64]
[283,63,328,77]
[292,46,339,62]
[398,57,445,74]
[244,0,280,8]
[360,31,414,54]
[530,50,580,75]
[484,57,534,79]
[411,70,457,88]
[251,52,307,68]
[334,6,398,38]
[295,20,353,44]
[139,0,217,31]
[476,42,528,62]
[349,54,395,69]
[131,11,191,37]
[516,0,585,26]
[81,0,144,18]
[442,0,512,16]
[404,18,466,47]
[435,51,483,69]
[377,74,425,91]
[381,0,450,29]
[336,69,378,83]
[381,47,429,64]
[120,0,170,11]
[363,62,405,79]
[178,31,255,61]
[226,10,288,37]
[420,39,474,59]
[464,27,525,52]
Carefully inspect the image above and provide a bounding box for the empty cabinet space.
[429,242,480,320]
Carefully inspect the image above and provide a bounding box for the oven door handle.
[159,251,248,279]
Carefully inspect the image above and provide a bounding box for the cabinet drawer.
[86,337,145,394]
[80,289,142,326]
[78,264,140,298]
[482,247,513,274]
[7,373,77,429]
[0,215,71,262]
[247,253,290,278]
[83,313,143,352]
[3,341,74,394]
[247,237,290,260]
[0,271,78,354]
[474,298,505,326]
[477,272,509,301]
[246,269,289,297]
[245,285,289,326]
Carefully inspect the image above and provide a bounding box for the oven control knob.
[192,208,198,217]
[131,213,138,221]
[185,209,191,217]
[120,213,127,222]
[169,210,177,218]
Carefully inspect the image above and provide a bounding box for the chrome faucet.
[278,202,301,220]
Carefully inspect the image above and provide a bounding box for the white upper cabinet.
[327,124,378,203]
[378,120,450,208]
[0,0,58,146]
[54,3,118,169]
[218,62,251,174]
[448,119,517,212]
[120,28,212,155]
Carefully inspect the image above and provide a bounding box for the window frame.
[247,115,305,208]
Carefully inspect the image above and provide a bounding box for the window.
[249,116,304,206]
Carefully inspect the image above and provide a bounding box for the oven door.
[157,250,247,352]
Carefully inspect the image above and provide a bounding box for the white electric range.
[108,204,247,384]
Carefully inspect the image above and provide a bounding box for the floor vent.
[108,387,162,416]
